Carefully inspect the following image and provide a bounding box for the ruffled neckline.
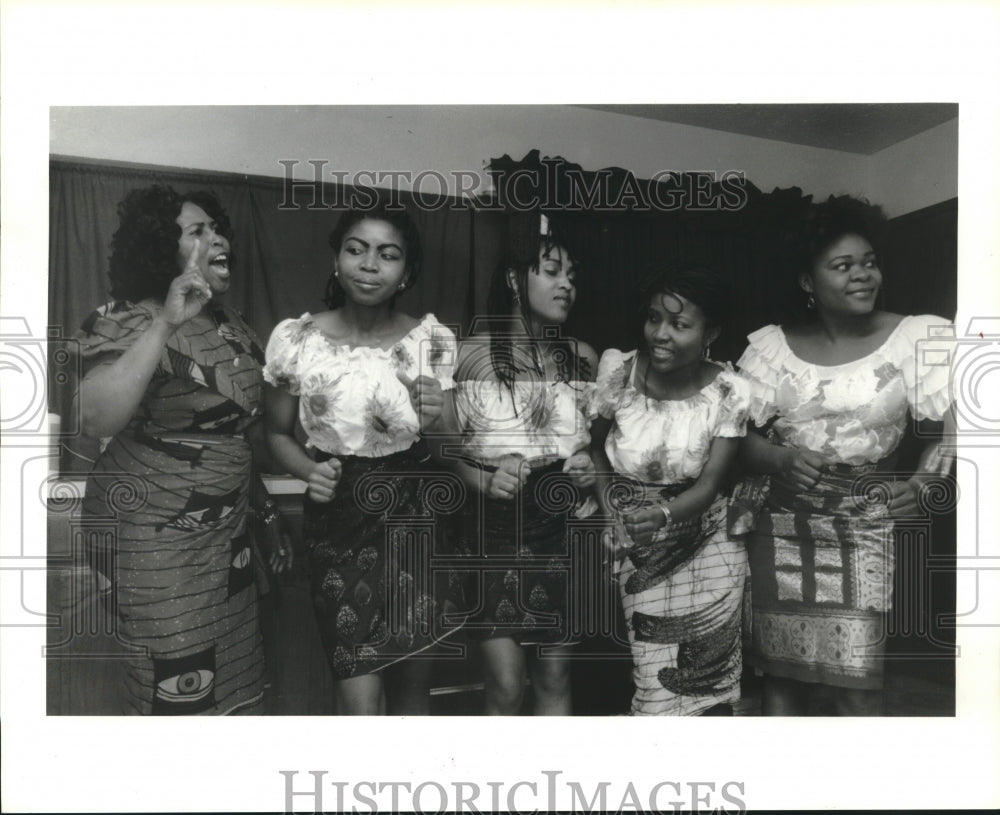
[297,312,437,357]
[616,349,734,407]
[768,316,910,373]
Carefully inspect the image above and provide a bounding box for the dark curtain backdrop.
[49,155,957,473]
[49,159,473,349]
[49,159,474,470]
[484,152,957,365]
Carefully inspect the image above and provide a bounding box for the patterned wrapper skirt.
[304,444,466,679]
[83,432,265,715]
[614,479,747,716]
[451,459,584,645]
[746,460,896,690]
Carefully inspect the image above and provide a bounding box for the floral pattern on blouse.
[264,313,457,458]
[593,349,750,485]
[455,377,595,464]
[737,314,952,466]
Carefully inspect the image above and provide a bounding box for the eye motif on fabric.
[152,648,217,715]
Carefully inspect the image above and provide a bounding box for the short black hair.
[637,264,731,331]
[323,202,423,309]
[783,194,888,320]
[796,195,887,268]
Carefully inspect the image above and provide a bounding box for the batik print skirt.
[746,461,897,689]
[83,432,265,715]
[451,460,583,645]
[304,445,466,679]
[614,480,747,716]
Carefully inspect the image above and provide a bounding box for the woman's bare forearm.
[80,315,176,437]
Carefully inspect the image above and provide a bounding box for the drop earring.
[512,290,521,307]
[806,295,815,310]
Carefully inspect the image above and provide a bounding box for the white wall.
[50,106,956,217]
[867,118,959,217]
[51,104,874,204]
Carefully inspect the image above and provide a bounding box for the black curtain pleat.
[49,155,957,475]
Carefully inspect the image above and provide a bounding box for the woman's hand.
[397,372,444,432]
[562,451,596,489]
[487,454,529,500]
[162,242,212,328]
[622,506,667,546]
[79,246,211,438]
[258,517,295,574]
[601,522,634,564]
[780,446,827,492]
[307,458,342,503]
[887,478,921,518]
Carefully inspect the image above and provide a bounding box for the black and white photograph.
[2,2,999,813]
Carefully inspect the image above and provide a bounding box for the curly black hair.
[107,185,234,302]
[783,194,888,318]
[323,202,423,309]
[637,264,731,335]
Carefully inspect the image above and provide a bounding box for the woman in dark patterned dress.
[263,203,461,715]
[78,185,289,715]
[447,215,598,715]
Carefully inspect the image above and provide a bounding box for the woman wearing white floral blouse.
[737,196,953,715]
[590,265,750,716]
[263,203,461,715]
[447,217,598,715]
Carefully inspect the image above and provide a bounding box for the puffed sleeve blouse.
[593,348,750,485]
[454,377,595,465]
[263,312,457,458]
[736,314,953,466]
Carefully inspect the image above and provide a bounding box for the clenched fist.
[487,454,529,501]
[562,451,596,489]
[307,458,342,503]
[621,506,668,546]
[397,371,444,432]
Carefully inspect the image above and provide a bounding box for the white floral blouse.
[263,313,457,458]
[593,349,751,485]
[736,314,952,466]
[455,378,594,465]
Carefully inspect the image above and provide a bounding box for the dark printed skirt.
[304,445,465,679]
[451,460,583,645]
[746,460,897,690]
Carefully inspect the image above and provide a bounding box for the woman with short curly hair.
[77,184,288,715]
[589,264,750,716]
[737,195,953,715]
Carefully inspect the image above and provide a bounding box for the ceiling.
[575,104,958,155]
